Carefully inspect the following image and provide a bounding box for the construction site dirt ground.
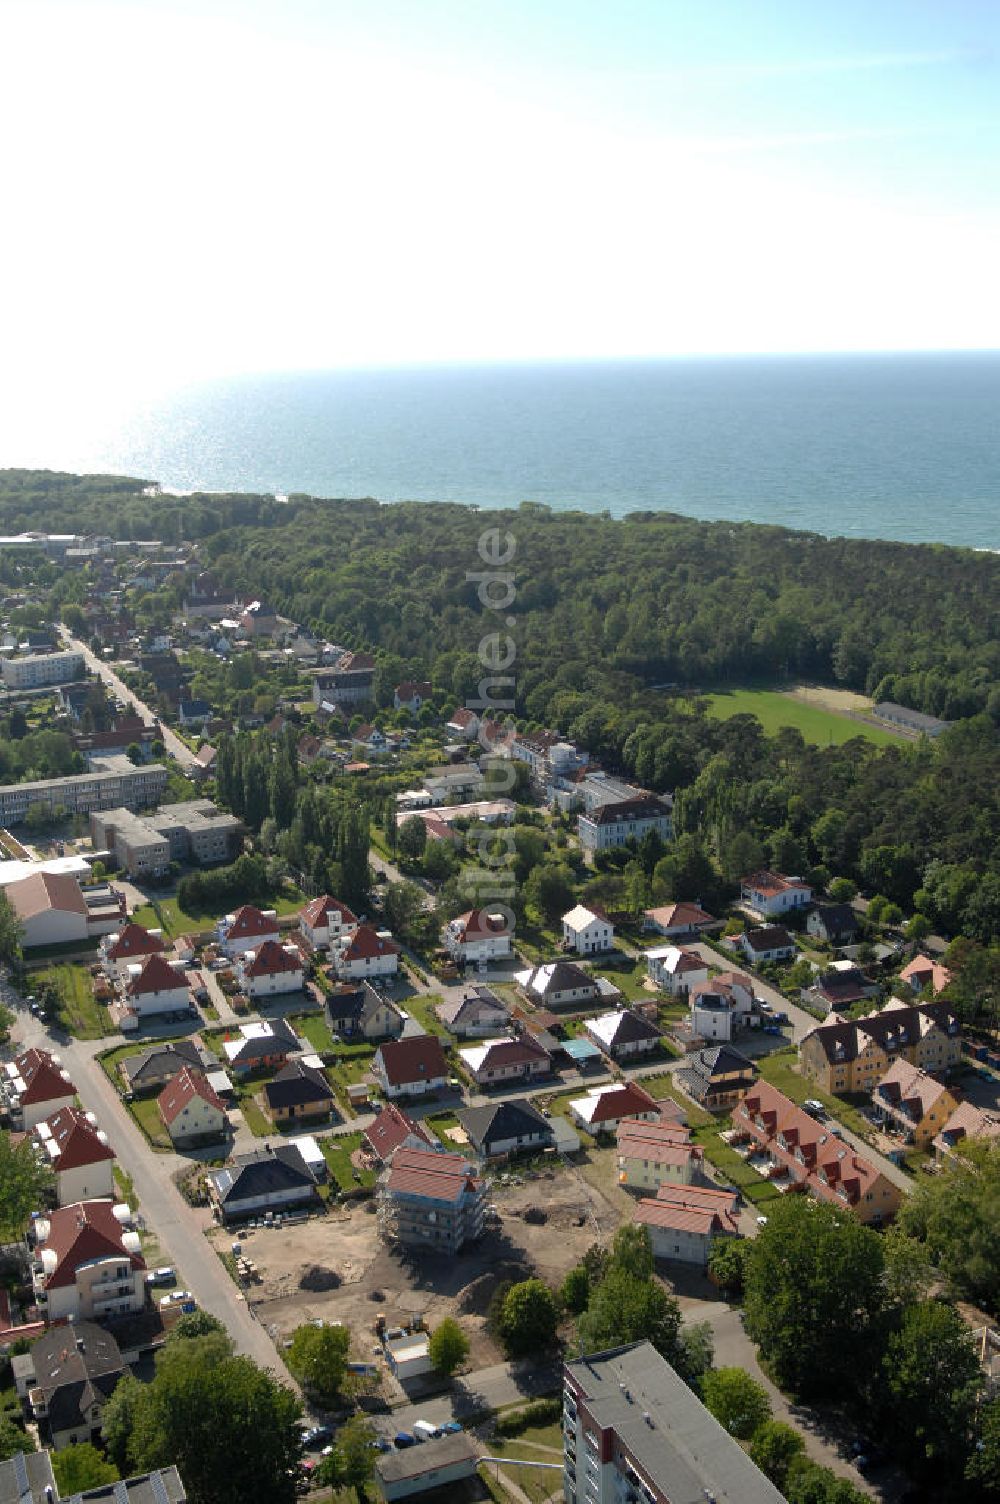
[205,1156,624,1370]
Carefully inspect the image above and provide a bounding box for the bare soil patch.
[786,684,872,713]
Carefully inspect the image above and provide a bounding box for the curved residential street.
[57,627,198,769]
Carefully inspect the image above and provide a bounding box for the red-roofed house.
[298,894,358,951]
[332,924,401,981]
[740,871,812,920]
[645,945,709,995]
[900,955,953,996]
[731,1081,903,1224]
[372,1036,449,1100]
[873,1059,960,1148]
[442,909,513,964]
[643,902,716,937]
[394,681,433,713]
[616,1119,702,1193]
[363,1102,436,1164]
[216,905,281,957]
[378,1146,486,1252]
[236,940,305,999]
[1,1048,76,1130]
[100,922,166,979]
[633,1183,740,1266]
[569,1082,661,1135]
[32,1200,146,1321]
[158,1067,228,1147]
[458,1035,551,1087]
[445,707,479,741]
[120,954,190,1020]
[33,1106,115,1205]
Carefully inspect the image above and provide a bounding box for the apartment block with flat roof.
[0,757,167,825]
[1,650,85,689]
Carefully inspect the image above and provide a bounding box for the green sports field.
[704,688,901,747]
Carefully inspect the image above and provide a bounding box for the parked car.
[145,1266,176,1287]
[413,1420,440,1441]
[803,1100,826,1118]
[300,1426,333,1450]
[393,1433,417,1449]
[439,1422,463,1435]
[159,1289,195,1308]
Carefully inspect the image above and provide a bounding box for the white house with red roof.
[236,940,305,999]
[216,904,280,957]
[616,1119,702,1193]
[569,1081,661,1135]
[394,681,433,712]
[740,870,813,920]
[100,921,166,980]
[362,1102,436,1164]
[458,1035,551,1087]
[372,1036,449,1100]
[158,1067,228,1147]
[445,707,479,741]
[900,955,953,996]
[645,945,709,995]
[1,1048,76,1130]
[298,893,358,951]
[118,953,190,1022]
[633,1183,740,1266]
[442,909,513,964]
[33,1106,115,1205]
[332,924,401,980]
[31,1200,146,1321]
[643,902,716,937]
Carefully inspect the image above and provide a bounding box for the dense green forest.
[2,470,999,938]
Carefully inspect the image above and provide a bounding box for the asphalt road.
[56,628,198,769]
[8,997,293,1385]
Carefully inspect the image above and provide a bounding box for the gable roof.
[209,1143,316,1204]
[37,1200,145,1289]
[375,1035,448,1086]
[562,903,609,930]
[242,939,302,978]
[127,953,187,996]
[587,1008,661,1050]
[7,871,88,920]
[644,902,715,929]
[263,1059,335,1111]
[120,1039,204,1089]
[339,924,401,963]
[6,1047,74,1107]
[158,1066,226,1125]
[222,1016,301,1064]
[396,680,432,700]
[736,1081,889,1209]
[690,1043,758,1080]
[573,1081,659,1126]
[447,909,511,942]
[459,1098,552,1150]
[810,902,858,935]
[876,1059,953,1119]
[104,922,165,962]
[438,988,510,1029]
[742,870,810,896]
[300,893,357,929]
[801,998,959,1066]
[222,905,278,940]
[24,1321,124,1434]
[616,1118,699,1166]
[520,960,598,998]
[900,955,953,994]
[588,796,670,825]
[384,1145,480,1204]
[645,945,705,975]
[364,1102,436,1160]
[744,925,795,951]
[934,1101,1000,1154]
[634,1181,740,1237]
[34,1105,114,1172]
[460,1035,551,1074]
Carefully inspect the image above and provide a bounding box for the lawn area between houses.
[289,1012,337,1054]
[399,991,449,1038]
[37,963,111,1039]
[131,888,305,941]
[129,1094,172,1151]
[754,1047,873,1140]
[703,687,901,747]
[320,1131,375,1191]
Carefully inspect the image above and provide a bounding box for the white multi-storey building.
[1,650,84,690]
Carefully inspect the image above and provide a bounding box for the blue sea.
[13,352,1000,548]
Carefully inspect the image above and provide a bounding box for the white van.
[413,1420,440,1442]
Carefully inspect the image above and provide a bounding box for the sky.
[0,0,997,420]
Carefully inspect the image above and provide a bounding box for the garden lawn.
[129,1095,171,1150]
[691,1120,785,1208]
[755,1048,872,1138]
[289,1012,337,1053]
[38,963,111,1039]
[320,1131,375,1191]
[704,688,899,747]
[131,889,305,941]
[399,992,449,1037]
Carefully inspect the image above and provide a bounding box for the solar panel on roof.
[13,1451,29,1504]
[150,1470,172,1504]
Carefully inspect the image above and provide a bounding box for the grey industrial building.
[91,800,243,877]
